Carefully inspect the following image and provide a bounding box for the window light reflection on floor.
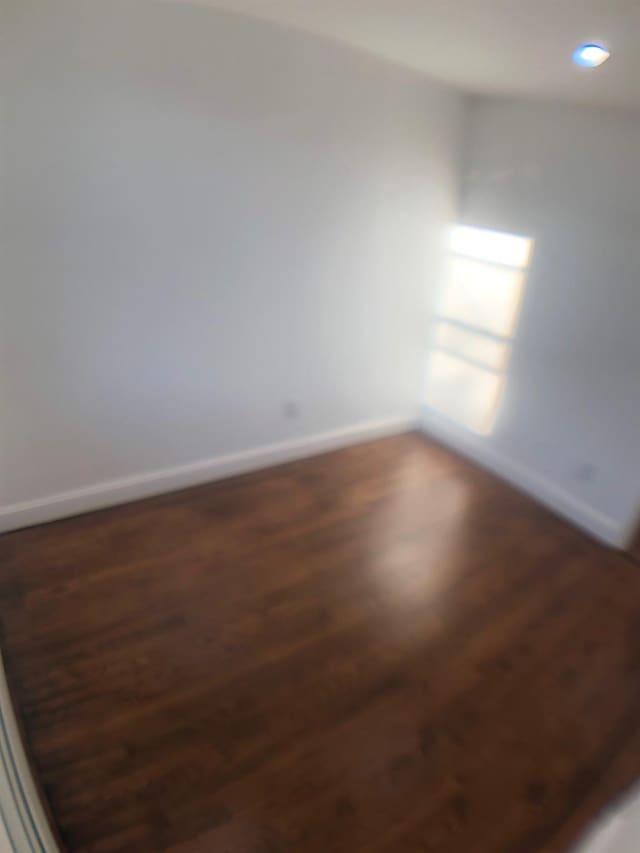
[425,225,533,435]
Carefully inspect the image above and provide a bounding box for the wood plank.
[0,433,639,852]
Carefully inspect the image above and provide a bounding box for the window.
[425,225,533,435]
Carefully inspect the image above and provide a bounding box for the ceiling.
[190,0,640,108]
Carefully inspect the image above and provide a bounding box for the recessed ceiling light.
[572,43,611,68]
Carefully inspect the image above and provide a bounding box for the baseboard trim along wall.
[1,409,624,547]
[0,416,416,535]
[0,652,60,852]
[420,411,625,549]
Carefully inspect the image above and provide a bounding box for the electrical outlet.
[283,401,299,420]
[574,463,598,485]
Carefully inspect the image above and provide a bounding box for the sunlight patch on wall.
[425,225,533,435]
[450,224,532,269]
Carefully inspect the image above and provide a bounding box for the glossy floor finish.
[1,433,640,853]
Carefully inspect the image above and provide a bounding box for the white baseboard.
[420,411,625,549]
[0,651,60,851]
[0,416,415,535]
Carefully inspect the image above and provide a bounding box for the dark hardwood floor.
[1,433,640,853]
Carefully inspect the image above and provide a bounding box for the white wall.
[422,96,640,546]
[1,0,464,528]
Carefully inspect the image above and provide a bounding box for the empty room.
[2,1,640,851]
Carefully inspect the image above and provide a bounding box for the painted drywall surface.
[1,0,464,513]
[576,783,640,853]
[423,97,640,541]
